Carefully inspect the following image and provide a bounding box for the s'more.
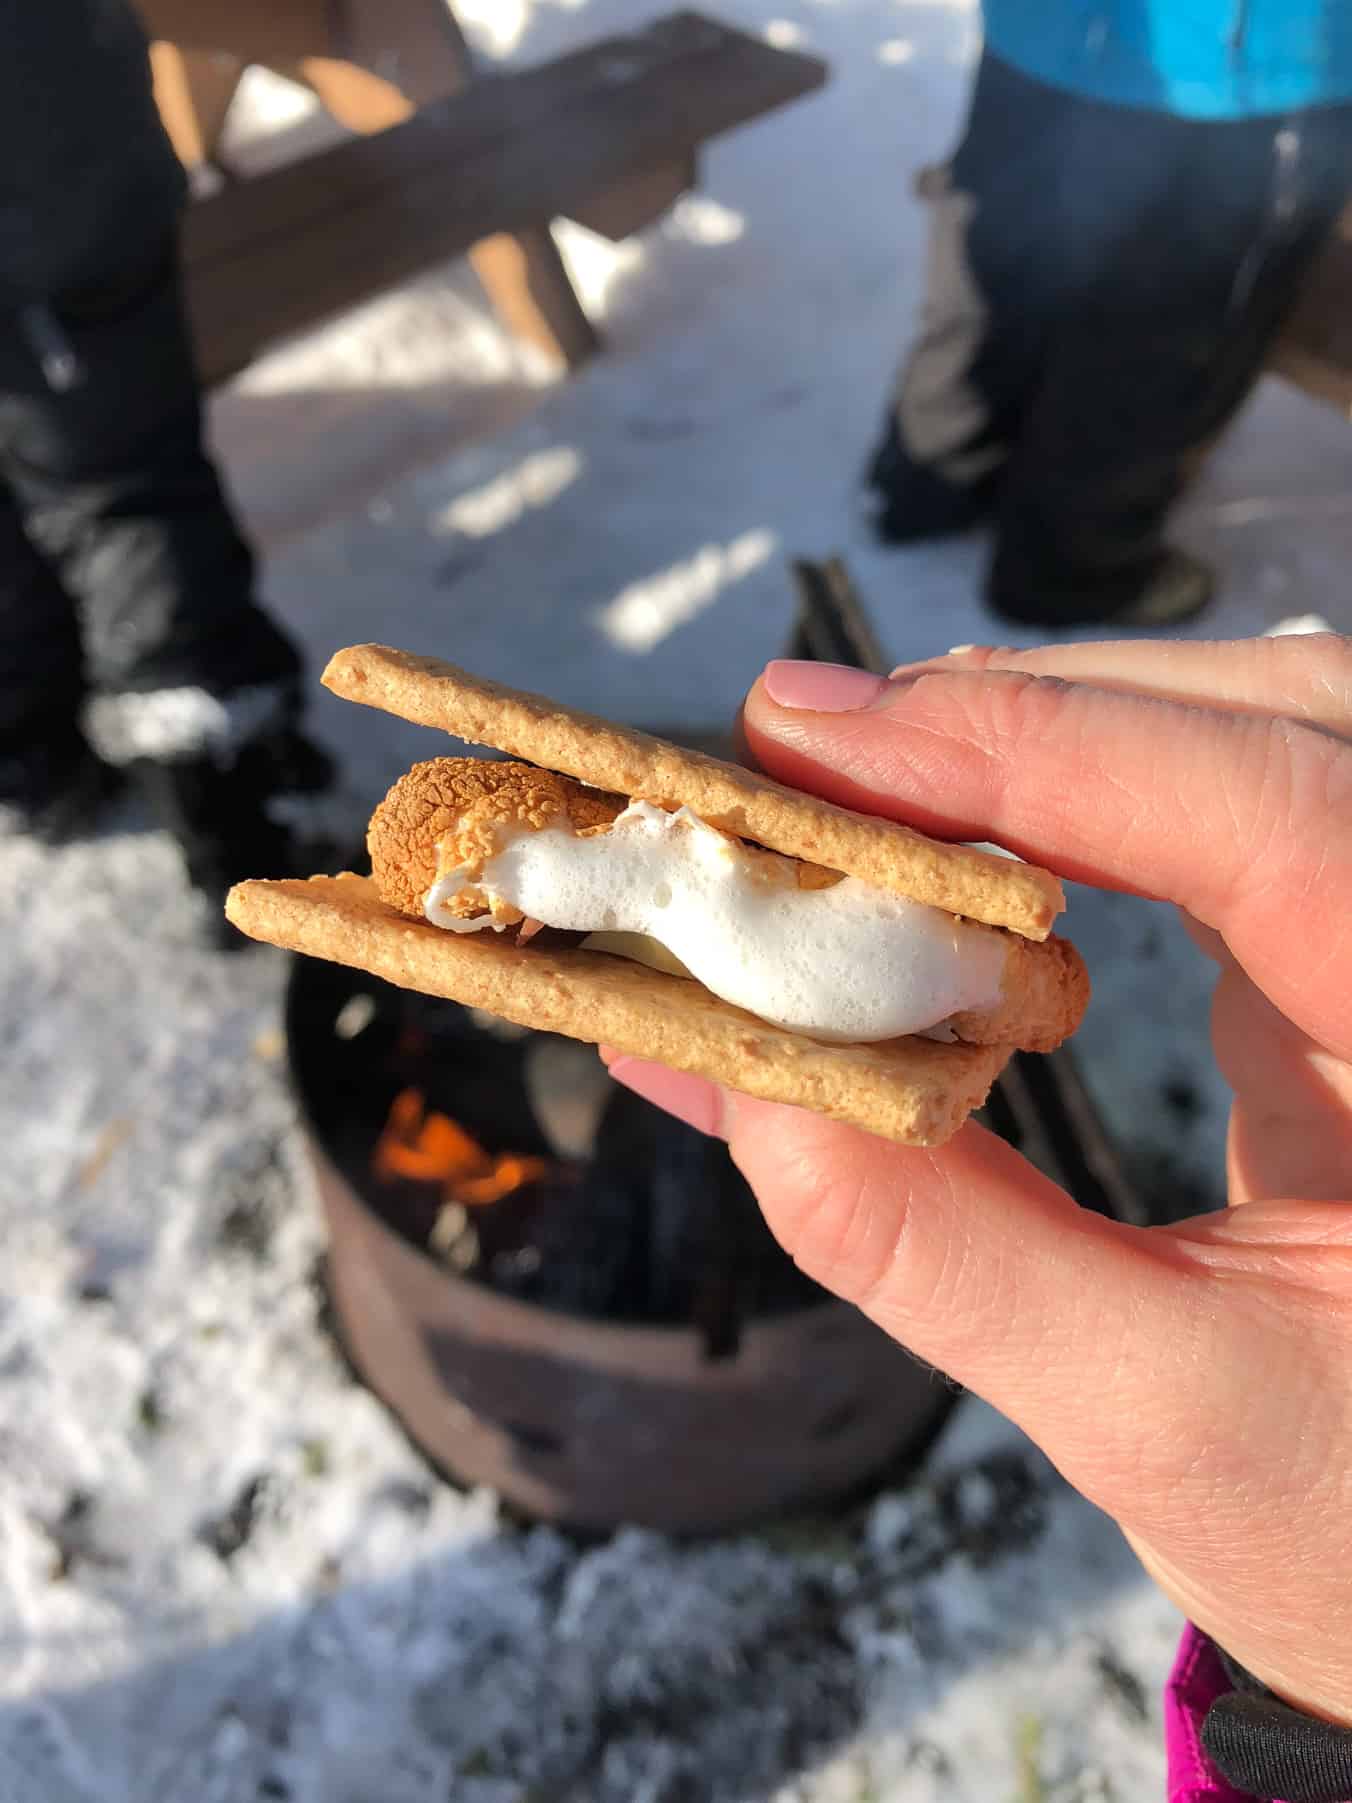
[226,646,1088,1147]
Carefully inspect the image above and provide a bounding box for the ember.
[373,1087,547,1206]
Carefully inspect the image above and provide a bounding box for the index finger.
[742,664,1352,1061]
[894,633,1352,740]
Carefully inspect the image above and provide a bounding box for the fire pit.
[287,954,957,1534]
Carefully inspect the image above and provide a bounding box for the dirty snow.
[5,0,1352,1794]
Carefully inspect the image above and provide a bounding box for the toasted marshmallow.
[425,801,1005,1042]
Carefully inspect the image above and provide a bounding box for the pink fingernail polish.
[607,1058,729,1137]
[762,660,889,712]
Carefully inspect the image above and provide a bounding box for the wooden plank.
[183,12,827,383]
[137,0,331,63]
[138,0,469,94]
[469,229,600,366]
[148,0,598,370]
[337,0,477,108]
[149,41,243,168]
[569,154,698,243]
[316,0,598,368]
[184,19,753,266]
[1270,341,1352,417]
[282,55,414,134]
[1272,224,1352,417]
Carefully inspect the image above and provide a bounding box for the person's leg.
[0,241,304,749]
[0,474,101,834]
[0,0,334,900]
[867,54,1081,542]
[988,104,1352,626]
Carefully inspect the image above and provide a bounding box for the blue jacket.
[982,2,1352,119]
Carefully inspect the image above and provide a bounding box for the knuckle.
[1245,718,1352,901]
[951,668,1091,776]
[784,1161,896,1295]
[757,1139,942,1320]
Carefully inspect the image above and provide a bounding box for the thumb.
[607,1057,1216,1532]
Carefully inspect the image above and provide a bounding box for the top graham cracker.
[323,645,1062,939]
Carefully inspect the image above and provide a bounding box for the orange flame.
[373,1088,547,1206]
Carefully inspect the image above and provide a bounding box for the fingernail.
[607,1057,730,1137]
[762,660,889,712]
[947,643,977,655]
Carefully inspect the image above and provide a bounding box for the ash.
[4,0,1351,1794]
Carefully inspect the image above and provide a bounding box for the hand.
[606,634,1352,1725]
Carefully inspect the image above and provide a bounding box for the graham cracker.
[323,645,1062,940]
[956,931,1089,1053]
[227,874,1011,1147]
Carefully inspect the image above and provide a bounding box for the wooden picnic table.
[133,0,827,385]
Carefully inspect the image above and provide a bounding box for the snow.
[5,0,1352,1793]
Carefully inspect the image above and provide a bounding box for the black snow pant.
[0,0,302,807]
[878,53,1352,622]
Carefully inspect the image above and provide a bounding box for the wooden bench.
[1272,207,1352,416]
[136,2,826,385]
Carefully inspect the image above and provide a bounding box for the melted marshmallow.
[425,802,1006,1042]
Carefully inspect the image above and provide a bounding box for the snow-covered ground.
[5,0,1352,1794]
